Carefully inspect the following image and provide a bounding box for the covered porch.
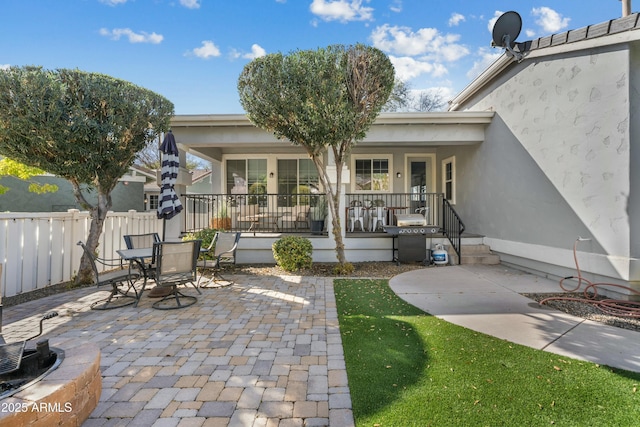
[170,112,493,263]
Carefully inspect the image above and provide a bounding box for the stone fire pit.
[0,339,101,426]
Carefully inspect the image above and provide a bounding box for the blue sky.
[0,0,626,114]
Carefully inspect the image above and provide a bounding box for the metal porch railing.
[182,193,327,235]
[442,199,465,264]
[183,192,466,262]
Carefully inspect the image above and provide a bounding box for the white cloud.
[99,28,163,44]
[371,24,469,62]
[189,41,222,59]
[389,0,402,13]
[487,10,504,33]
[180,0,200,9]
[0,64,10,70]
[310,0,374,23]
[389,55,447,81]
[448,13,465,27]
[466,47,502,81]
[244,44,267,59]
[532,7,570,34]
[99,0,127,5]
[230,44,267,60]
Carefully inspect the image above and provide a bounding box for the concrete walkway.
[390,264,640,373]
[2,275,354,427]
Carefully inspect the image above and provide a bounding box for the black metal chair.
[123,232,161,302]
[199,232,241,288]
[151,240,202,310]
[77,241,139,310]
[123,233,161,265]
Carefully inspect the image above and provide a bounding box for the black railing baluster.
[182,193,324,235]
[441,198,465,264]
[183,193,466,251]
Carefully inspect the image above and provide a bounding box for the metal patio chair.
[123,233,161,261]
[150,240,202,310]
[123,232,161,301]
[199,231,241,288]
[77,241,139,310]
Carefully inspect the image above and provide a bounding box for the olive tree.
[0,66,174,283]
[238,44,394,267]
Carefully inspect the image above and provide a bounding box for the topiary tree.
[238,44,394,268]
[0,66,174,283]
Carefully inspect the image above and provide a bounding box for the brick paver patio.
[2,274,354,427]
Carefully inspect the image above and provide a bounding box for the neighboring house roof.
[137,165,209,194]
[450,12,640,110]
[191,169,212,184]
[130,164,157,180]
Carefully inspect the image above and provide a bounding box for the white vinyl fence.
[0,210,162,299]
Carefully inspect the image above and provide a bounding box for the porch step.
[449,243,501,265]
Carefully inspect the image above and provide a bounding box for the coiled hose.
[539,238,640,318]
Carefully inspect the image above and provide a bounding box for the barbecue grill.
[0,312,58,376]
[384,214,441,264]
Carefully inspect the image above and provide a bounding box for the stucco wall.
[629,43,640,262]
[459,43,635,282]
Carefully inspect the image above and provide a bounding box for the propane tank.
[432,244,448,266]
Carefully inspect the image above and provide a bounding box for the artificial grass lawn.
[334,279,640,427]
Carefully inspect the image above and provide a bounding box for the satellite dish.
[491,11,524,61]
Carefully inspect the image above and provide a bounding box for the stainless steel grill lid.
[395,214,427,227]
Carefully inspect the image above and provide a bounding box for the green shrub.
[272,236,313,272]
[183,228,217,260]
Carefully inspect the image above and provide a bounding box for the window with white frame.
[442,156,456,204]
[226,159,268,205]
[226,159,267,194]
[277,159,319,195]
[148,194,159,211]
[354,157,391,192]
[277,158,320,206]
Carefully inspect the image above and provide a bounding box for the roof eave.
[448,53,514,112]
[449,13,640,111]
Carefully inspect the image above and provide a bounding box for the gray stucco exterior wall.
[629,43,640,262]
[456,41,636,284]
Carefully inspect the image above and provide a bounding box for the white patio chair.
[348,206,365,232]
[369,206,387,232]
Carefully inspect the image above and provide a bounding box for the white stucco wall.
[459,42,637,284]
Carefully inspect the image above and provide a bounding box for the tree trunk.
[329,193,346,264]
[74,187,111,284]
[312,154,347,265]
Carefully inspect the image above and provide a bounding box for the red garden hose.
[539,238,640,318]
